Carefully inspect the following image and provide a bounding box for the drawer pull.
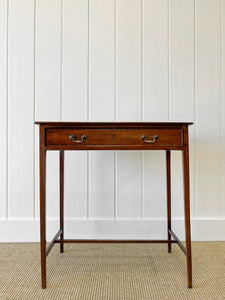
[69,134,87,143]
[141,134,159,143]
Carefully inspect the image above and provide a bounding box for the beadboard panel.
[116,0,142,219]
[142,0,168,122]
[223,0,225,218]
[89,0,115,219]
[0,0,8,219]
[116,151,142,219]
[89,0,115,122]
[142,0,168,219]
[1,220,225,242]
[116,0,142,122]
[35,0,61,221]
[142,151,167,219]
[61,0,88,219]
[195,0,221,218]
[170,0,195,219]
[61,0,88,122]
[35,0,61,122]
[0,0,225,241]
[170,0,195,123]
[7,0,34,219]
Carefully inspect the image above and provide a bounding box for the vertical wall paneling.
[0,0,8,219]
[196,0,221,218]
[187,125,195,219]
[8,0,34,218]
[89,0,115,219]
[116,0,141,121]
[62,0,88,219]
[34,126,40,219]
[89,0,115,121]
[116,152,142,219]
[2,0,225,240]
[170,0,195,218]
[170,0,195,123]
[35,0,61,219]
[116,0,142,219]
[170,152,184,218]
[142,0,168,220]
[35,0,61,121]
[222,0,225,218]
[62,0,88,121]
[142,0,168,122]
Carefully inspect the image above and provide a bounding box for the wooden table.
[35,122,193,289]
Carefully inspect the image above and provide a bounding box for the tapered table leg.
[183,127,192,288]
[60,150,64,253]
[40,126,46,289]
[166,150,171,253]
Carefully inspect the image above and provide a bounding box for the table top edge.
[35,121,194,126]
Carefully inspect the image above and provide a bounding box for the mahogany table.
[35,122,193,289]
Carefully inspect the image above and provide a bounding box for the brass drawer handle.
[69,134,87,143]
[141,134,159,143]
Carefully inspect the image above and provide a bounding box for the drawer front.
[46,128,183,147]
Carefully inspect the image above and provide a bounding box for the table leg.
[183,128,192,288]
[60,150,64,253]
[40,127,46,289]
[166,150,171,253]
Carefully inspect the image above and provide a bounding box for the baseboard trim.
[1,219,225,242]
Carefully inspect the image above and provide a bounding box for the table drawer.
[46,128,183,147]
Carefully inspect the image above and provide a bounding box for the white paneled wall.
[142,0,168,221]
[0,0,8,220]
[89,0,115,220]
[1,0,225,242]
[196,0,222,218]
[62,0,88,221]
[8,0,34,220]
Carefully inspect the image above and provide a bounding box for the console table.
[35,122,193,289]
